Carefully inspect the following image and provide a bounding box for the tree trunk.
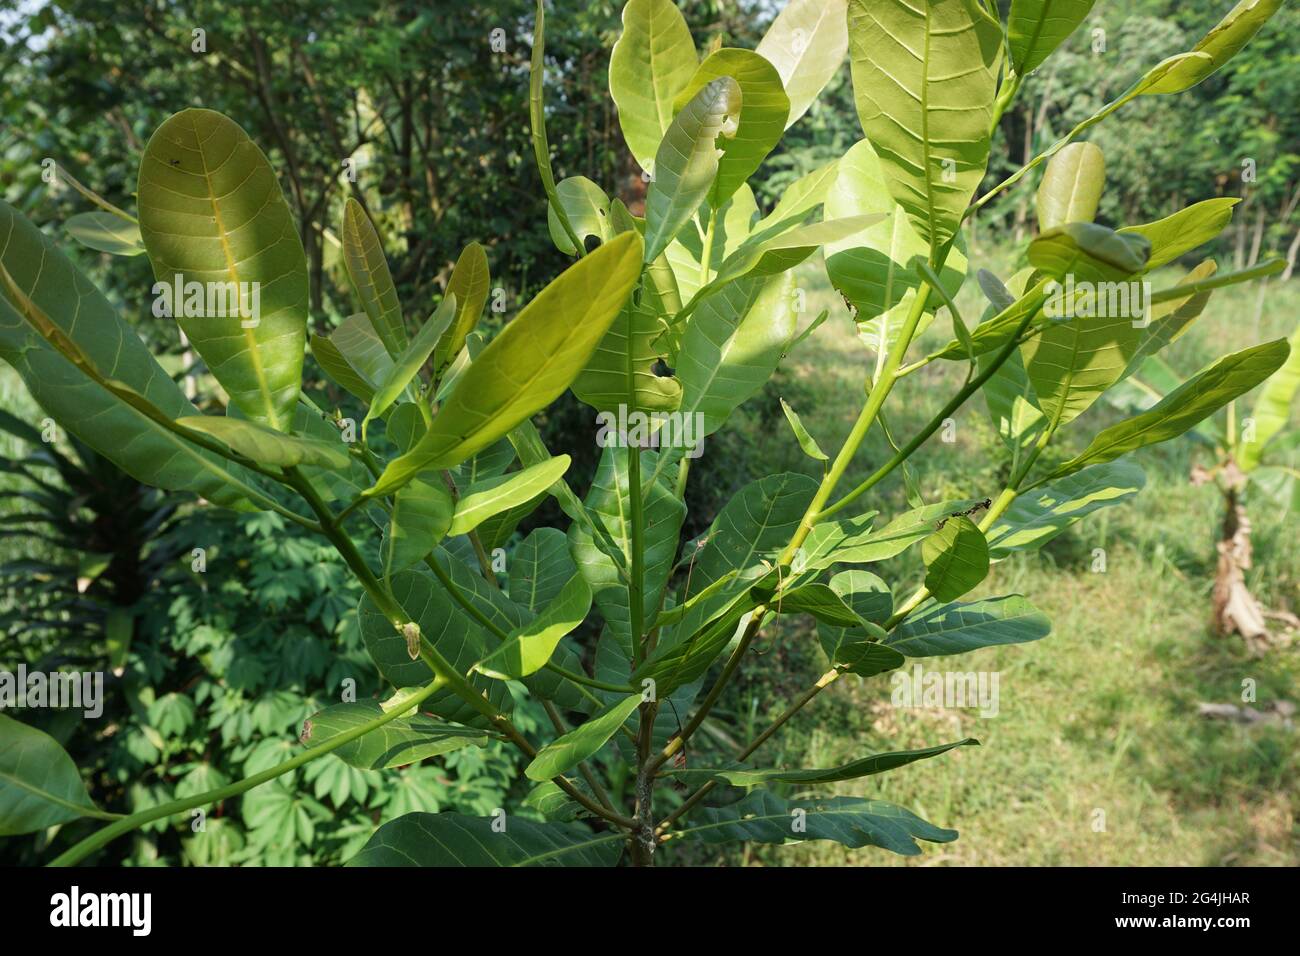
[1211,466,1281,653]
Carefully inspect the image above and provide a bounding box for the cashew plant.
[0,0,1288,866]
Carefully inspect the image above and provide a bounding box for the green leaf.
[568,447,686,658]
[300,700,489,770]
[803,499,978,570]
[347,812,623,866]
[509,527,577,613]
[0,201,270,511]
[175,414,350,469]
[547,176,614,255]
[846,0,1002,248]
[775,583,866,627]
[1028,222,1150,281]
[357,569,513,726]
[780,398,828,460]
[311,313,394,405]
[363,292,457,436]
[887,595,1051,657]
[477,574,593,680]
[609,0,699,171]
[1008,0,1096,75]
[1243,325,1300,471]
[1142,0,1283,95]
[449,456,571,537]
[526,694,642,782]
[433,241,490,379]
[368,231,643,496]
[341,198,407,357]
[643,77,742,262]
[64,210,145,256]
[668,738,977,787]
[137,108,308,431]
[756,0,849,128]
[673,49,790,208]
[987,460,1145,558]
[825,140,967,354]
[382,478,455,577]
[1120,198,1238,271]
[676,272,796,436]
[1119,260,1218,381]
[1047,339,1292,479]
[0,714,102,835]
[686,791,957,856]
[1035,141,1105,231]
[921,515,990,601]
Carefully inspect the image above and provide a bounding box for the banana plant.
[0,0,1289,866]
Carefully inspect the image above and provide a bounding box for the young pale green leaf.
[643,77,742,262]
[1142,0,1283,95]
[804,500,979,571]
[847,0,1002,248]
[688,790,957,856]
[547,176,614,256]
[311,332,375,404]
[756,0,849,128]
[932,277,1050,362]
[368,231,642,496]
[1048,339,1292,480]
[526,693,642,782]
[1119,198,1238,270]
[825,140,967,354]
[0,714,104,836]
[780,398,828,461]
[667,738,977,787]
[987,460,1145,558]
[673,49,790,208]
[774,582,866,627]
[382,478,455,577]
[300,700,488,771]
[477,574,592,680]
[0,201,271,511]
[1119,260,1218,381]
[569,447,685,658]
[347,812,623,866]
[176,415,350,469]
[887,595,1051,657]
[449,456,570,537]
[1242,325,1300,471]
[676,271,796,436]
[982,341,1046,451]
[1028,222,1150,281]
[137,109,308,432]
[341,198,407,356]
[64,210,145,256]
[1008,0,1096,75]
[363,292,457,436]
[1035,142,1105,231]
[433,241,490,380]
[312,313,395,405]
[609,0,699,171]
[921,515,990,602]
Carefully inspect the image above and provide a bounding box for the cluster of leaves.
[0,0,1290,867]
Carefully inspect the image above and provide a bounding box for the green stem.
[628,445,647,667]
[49,676,448,866]
[529,0,585,257]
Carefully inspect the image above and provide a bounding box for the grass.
[680,244,1300,867]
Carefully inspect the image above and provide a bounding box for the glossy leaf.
[887,595,1051,657]
[341,198,407,356]
[687,790,957,856]
[609,0,699,171]
[449,456,571,537]
[673,49,790,207]
[382,478,455,577]
[64,211,145,256]
[756,0,849,128]
[1119,198,1238,270]
[526,694,642,782]
[477,574,592,680]
[921,515,990,601]
[176,414,350,469]
[643,77,742,262]
[775,582,866,627]
[1035,141,1105,231]
[804,500,979,570]
[433,241,490,379]
[0,714,102,836]
[1143,0,1284,95]
[363,292,458,435]
[846,0,1002,248]
[300,700,488,770]
[1008,0,1096,75]
[987,461,1145,558]
[347,812,622,866]
[572,275,682,415]
[668,738,977,786]
[137,109,308,431]
[1048,339,1292,479]
[547,176,613,255]
[369,232,642,496]
[780,398,828,460]
[312,313,394,405]
[509,527,578,613]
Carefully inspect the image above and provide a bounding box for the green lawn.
[681,248,1299,867]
